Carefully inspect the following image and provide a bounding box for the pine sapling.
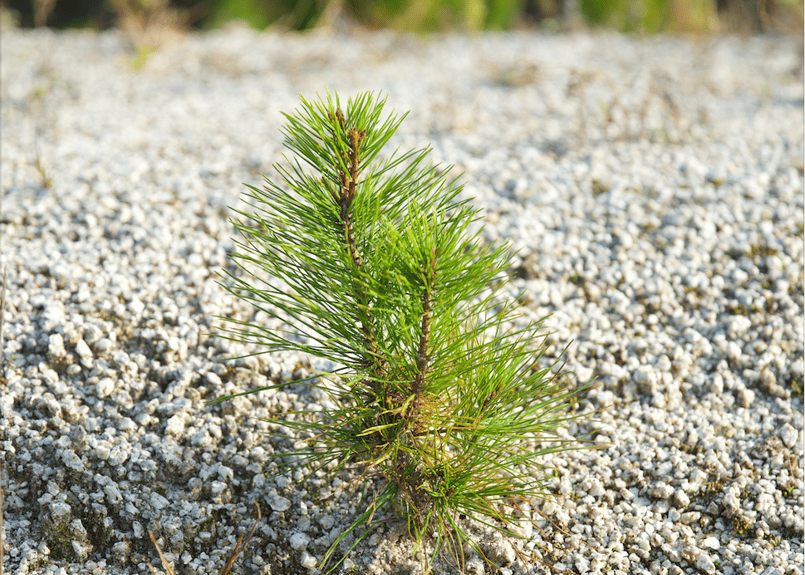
[212,90,594,572]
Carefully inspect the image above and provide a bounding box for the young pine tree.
[213,90,592,572]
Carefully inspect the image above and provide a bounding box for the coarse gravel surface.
[1,24,803,575]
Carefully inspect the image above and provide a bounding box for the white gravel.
[1,25,803,575]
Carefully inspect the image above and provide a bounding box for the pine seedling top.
[215,90,593,573]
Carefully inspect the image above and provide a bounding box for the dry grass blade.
[148,529,176,575]
[147,502,261,575]
[219,501,261,575]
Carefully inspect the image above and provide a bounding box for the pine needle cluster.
[213,90,592,572]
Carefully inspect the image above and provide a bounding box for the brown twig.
[148,502,262,575]
[147,529,175,575]
[219,502,261,575]
[412,247,438,402]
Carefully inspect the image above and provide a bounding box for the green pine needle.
[212,89,596,573]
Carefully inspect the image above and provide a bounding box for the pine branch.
[327,106,383,383]
[212,89,596,574]
[412,246,437,403]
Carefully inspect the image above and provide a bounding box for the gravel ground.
[1,25,803,575]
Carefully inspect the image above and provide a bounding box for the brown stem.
[412,247,437,401]
[328,108,381,378]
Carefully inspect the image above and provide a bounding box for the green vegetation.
[212,90,594,572]
[5,0,800,34]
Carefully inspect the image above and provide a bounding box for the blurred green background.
[2,0,802,34]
